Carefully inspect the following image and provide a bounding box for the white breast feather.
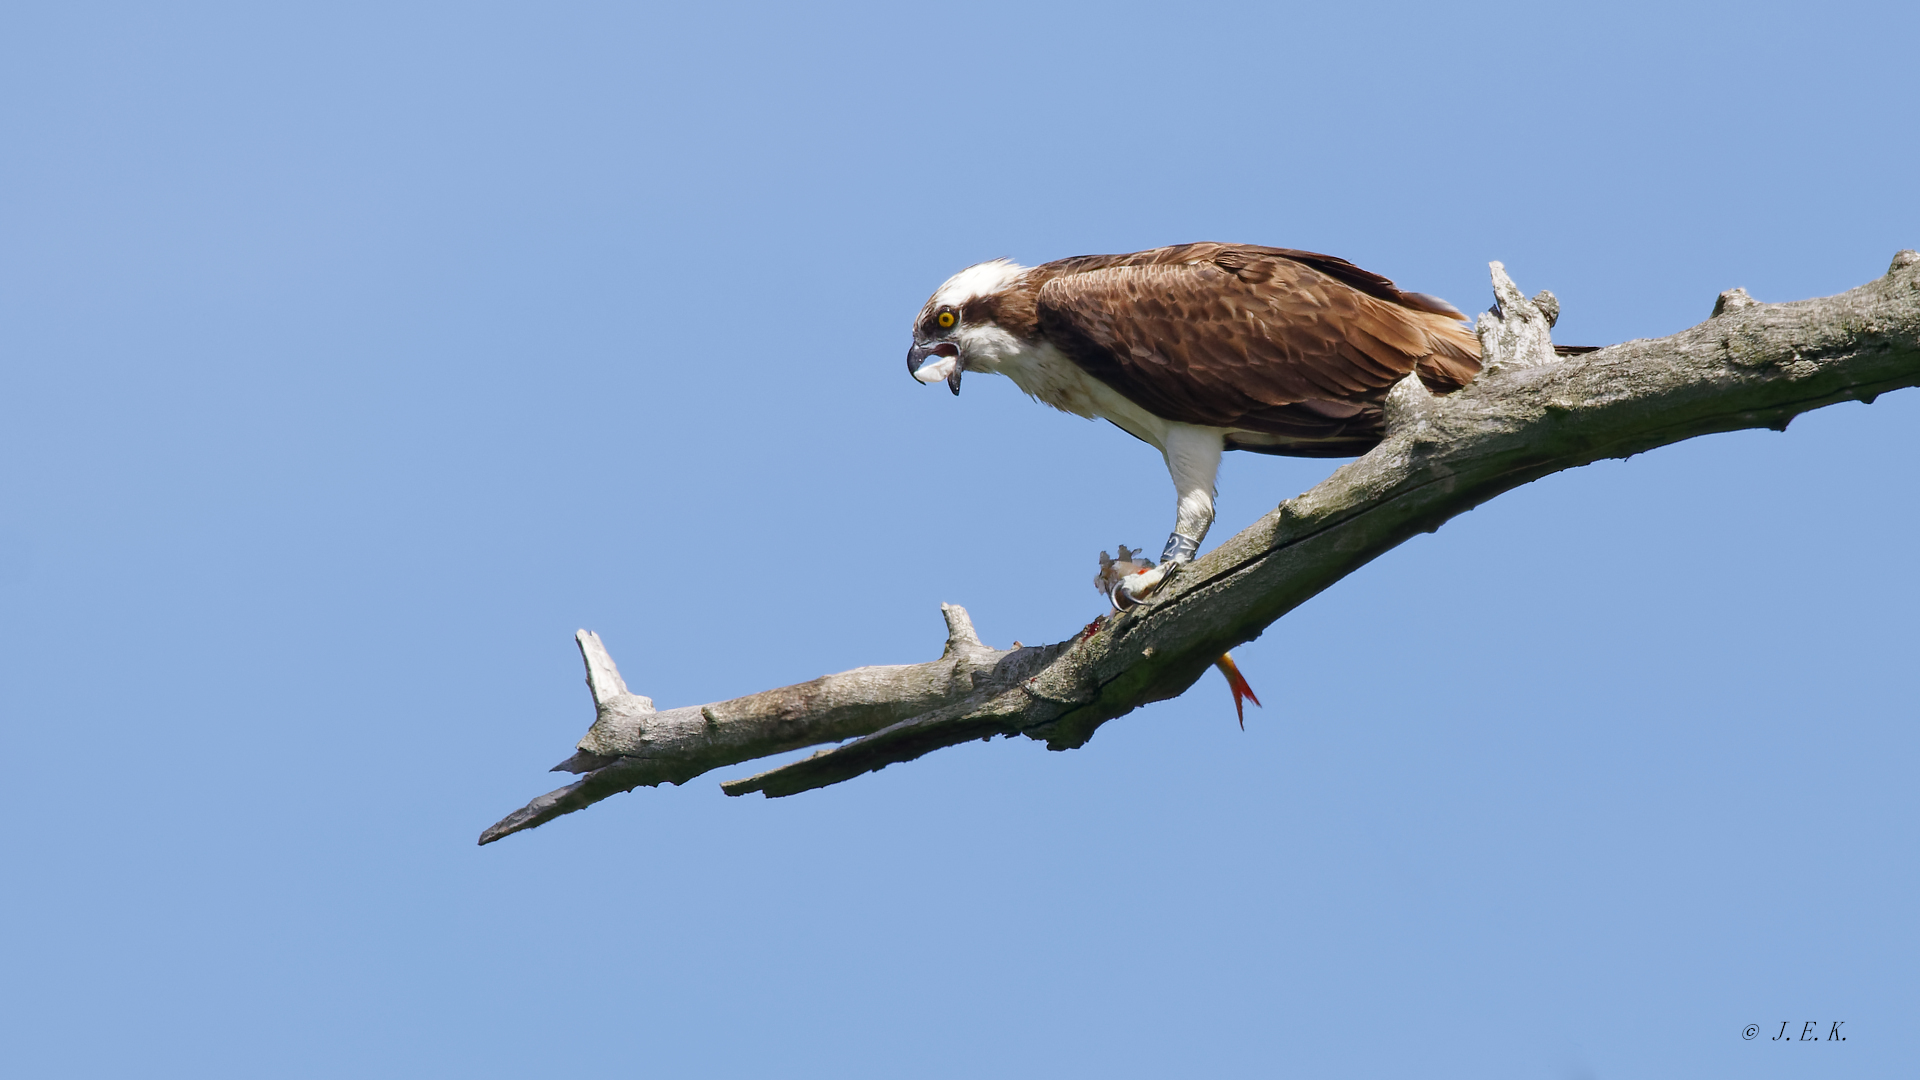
[959,326,1172,450]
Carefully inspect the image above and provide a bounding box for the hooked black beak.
[905,339,958,374]
[906,339,964,395]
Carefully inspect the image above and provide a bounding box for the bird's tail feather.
[1414,313,1484,392]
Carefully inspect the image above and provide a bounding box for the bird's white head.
[906,258,1029,394]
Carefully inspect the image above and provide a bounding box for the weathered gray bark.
[481,252,1920,845]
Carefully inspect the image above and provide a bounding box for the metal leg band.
[1161,532,1200,564]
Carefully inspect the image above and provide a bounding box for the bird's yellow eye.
[937,310,956,329]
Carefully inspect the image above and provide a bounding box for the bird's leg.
[1158,424,1224,566]
[1113,425,1222,609]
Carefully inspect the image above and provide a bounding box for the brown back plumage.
[1028,244,1481,454]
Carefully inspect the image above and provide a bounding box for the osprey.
[907,242,1483,607]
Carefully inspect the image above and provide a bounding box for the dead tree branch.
[481,252,1920,845]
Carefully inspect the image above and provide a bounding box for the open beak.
[906,340,963,394]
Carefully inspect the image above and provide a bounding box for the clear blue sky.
[3,2,1915,1077]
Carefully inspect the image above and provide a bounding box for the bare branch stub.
[481,253,1920,845]
[940,602,983,653]
[1476,260,1562,370]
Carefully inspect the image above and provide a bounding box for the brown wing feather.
[1033,245,1482,438]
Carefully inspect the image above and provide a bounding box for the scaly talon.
[1110,560,1180,610]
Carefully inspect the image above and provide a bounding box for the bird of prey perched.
[906,242,1483,608]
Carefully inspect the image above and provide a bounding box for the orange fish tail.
[1214,652,1262,729]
